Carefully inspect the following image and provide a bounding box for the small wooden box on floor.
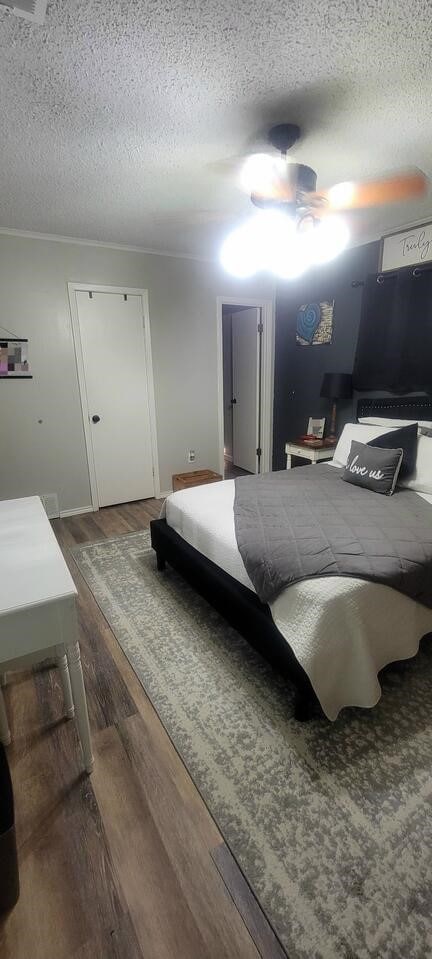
[172,469,223,492]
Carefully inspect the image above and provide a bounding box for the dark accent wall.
[272,240,380,470]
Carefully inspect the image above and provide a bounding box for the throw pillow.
[342,440,403,495]
[368,423,417,479]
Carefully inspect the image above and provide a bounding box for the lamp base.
[328,401,338,440]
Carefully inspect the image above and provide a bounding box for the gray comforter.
[234,464,432,607]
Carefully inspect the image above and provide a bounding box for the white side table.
[285,441,337,469]
[0,496,93,774]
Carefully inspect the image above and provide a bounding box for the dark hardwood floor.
[224,460,252,481]
[0,499,287,959]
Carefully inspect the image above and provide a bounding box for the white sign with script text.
[381,222,432,271]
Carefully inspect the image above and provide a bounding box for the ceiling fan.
[242,123,426,217]
[220,123,427,279]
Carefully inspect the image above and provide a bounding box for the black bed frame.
[151,395,432,722]
[150,518,317,720]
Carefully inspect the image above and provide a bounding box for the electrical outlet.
[188,449,196,463]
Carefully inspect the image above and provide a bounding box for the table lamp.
[320,372,353,440]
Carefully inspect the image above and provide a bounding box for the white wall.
[0,232,274,511]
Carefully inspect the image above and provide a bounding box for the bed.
[150,397,432,720]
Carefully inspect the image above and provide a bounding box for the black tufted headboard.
[356,395,432,422]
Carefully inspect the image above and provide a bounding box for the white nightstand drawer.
[284,442,336,468]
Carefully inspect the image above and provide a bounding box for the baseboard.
[59,505,95,518]
[61,494,170,516]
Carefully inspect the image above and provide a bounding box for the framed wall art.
[296,301,334,346]
[381,221,432,272]
[0,328,31,379]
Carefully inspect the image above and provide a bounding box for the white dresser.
[0,496,93,773]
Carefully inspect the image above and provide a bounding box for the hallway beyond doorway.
[224,458,251,481]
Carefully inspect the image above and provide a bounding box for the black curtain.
[353,266,432,393]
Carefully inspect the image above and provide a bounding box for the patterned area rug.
[73,530,432,959]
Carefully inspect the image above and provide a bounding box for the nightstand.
[285,440,337,469]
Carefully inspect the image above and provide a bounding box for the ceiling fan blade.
[207,155,248,178]
[306,170,428,212]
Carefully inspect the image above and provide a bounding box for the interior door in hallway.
[232,307,261,474]
[76,291,155,507]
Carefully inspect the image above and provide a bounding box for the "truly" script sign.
[381,222,432,271]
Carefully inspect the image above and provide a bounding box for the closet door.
[232,308,261,473]
[76,291,155,507]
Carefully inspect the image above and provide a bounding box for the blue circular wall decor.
[296,303,321,343]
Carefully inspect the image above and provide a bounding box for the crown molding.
[380,215,432,238]
[0,226,214,263]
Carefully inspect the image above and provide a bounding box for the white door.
[232,307,261,473]
[75,291,155,507]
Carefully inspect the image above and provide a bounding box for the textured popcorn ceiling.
[0,0,431,256]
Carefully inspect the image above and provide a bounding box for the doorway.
[69,283,159,509]
[217,297,274,481]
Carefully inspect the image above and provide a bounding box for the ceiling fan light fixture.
[254,210,306,277]
[255,209,295,265]
[310,216,350,264]
[220,210,296,278]
[219,209,349,279]
[219,220,261,278]
[271,238,311,279]
[240,153,284,195]
[327,181,356,210]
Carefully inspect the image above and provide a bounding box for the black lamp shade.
[320,372,352,400]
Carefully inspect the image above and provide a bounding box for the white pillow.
[359,416,432,431]
[332,423,401,468]
[398,433,432,495]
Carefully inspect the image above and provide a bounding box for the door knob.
[91,414,100,423]
[231,397,237,405]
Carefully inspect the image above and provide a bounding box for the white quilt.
[162,474,432,720]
